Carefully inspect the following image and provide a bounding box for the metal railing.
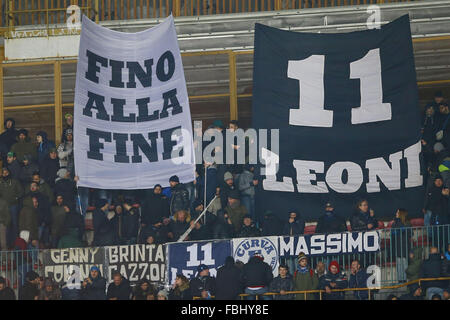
[1,223,449,298]
[192,277,450,300]
[2,0,421,29]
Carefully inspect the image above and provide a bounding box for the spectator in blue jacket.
[80,266,106,300]
[282,211,305,236]
[36,131,55,167]
[349,260,370,300]
[319,260,348,300]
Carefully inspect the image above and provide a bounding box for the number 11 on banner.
[288,48,392,127]
[186,242,216,267]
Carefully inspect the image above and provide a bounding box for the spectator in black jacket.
[190,264,216,299]
[269,264,294,300]
[93,199,116,246]
[0,118,18,160]
[261,211,283,236]
[169,176,190,217]
[39,148,60,190]
[349,199,378,232]
[241,255,273,300]
[0,276,16,300]
[282,211,305,236]
[18,271,40,300]
[168,210,190,241]
[116,200,140,245]
[238,215,261,238]
[316,202,347,234]
[140,184,170,241]
[420,247,446,300]
[215,256,243,300]
[80,266,106,300]
[106,272,132,300]
[423,176,446,226]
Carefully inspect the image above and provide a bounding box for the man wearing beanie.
[169,175,190,217]
[220,171,237,209]
[319,260,348,300]
[293,253,318,300]
[224,190,248,235]
[190,264,216,300]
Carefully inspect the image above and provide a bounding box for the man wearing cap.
[293,253,319,300]
[11,129,37,163]
[316,202,348,234]
[80,266,107,300]
[319,260,348,300]
[6,152,21,180]
[189,264,216,300]
[224,190,248,235]
[0,167,24,247]
[169,175,190,217]
[18,271,40,300]
[220,171,237,209]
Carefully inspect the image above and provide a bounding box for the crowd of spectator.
[0,243,447,300]
[0,114,415,251]
[0,92,449,300]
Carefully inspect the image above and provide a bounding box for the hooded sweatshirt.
[0,118,18,150]
[36,131,56,166]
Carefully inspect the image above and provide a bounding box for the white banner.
[74,15,195,189]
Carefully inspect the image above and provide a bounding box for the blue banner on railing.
[278,231,381,257]
[167,240,232,284]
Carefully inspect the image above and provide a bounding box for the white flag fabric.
[74,15,195,189]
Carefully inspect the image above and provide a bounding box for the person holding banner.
[92,199,116,246]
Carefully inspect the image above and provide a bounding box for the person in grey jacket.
[237,165,258,222]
